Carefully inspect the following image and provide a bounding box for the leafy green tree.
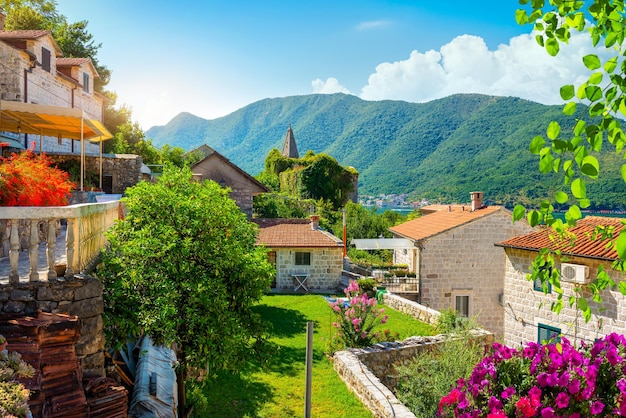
[97,165,275,416]
[514,0,626,319]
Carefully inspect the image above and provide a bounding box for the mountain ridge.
[146,93,624,208]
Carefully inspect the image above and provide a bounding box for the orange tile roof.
[253,218,343,248]
[56,57,91,66]
[0,29,49,39]
[389,206,503,241]
[497,216,623,260]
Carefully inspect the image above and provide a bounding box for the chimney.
[470,191,483,211]
[310,215,320,230]
[0,10,5,31]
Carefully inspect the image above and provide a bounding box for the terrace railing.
[0,201,121,284]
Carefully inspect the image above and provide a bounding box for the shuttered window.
[41,47,51,72]
[538,323,561,344]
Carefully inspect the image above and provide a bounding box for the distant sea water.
[374,206,626,219]
[373,206,416,215]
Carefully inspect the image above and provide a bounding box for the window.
[83,73,90,92]
[455,295,470,317]
[41,47,51,72]
[533,277,552,293]
[295,252,311,265]
[538,323,561,344]
[267,251,276,266]
[83,73,89,93]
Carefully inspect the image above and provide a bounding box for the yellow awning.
[0,101,112,141]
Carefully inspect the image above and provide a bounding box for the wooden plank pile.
[84,377,128,418]
[0,312,128,418]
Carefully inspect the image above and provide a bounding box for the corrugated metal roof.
[497,216,624,260]
[389,206,503,241]
[351,238,414,250]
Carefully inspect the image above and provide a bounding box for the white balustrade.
[0,201,121,283]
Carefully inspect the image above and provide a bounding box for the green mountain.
[146,93,625,209]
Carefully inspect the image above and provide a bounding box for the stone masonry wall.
[0,277,105,377]
[418,210,535,339]
[503,248,626,347]
[275,247,343,290]
[49,153,143,194]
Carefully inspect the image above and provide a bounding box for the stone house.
[497,216,626,347]
[253,216,344,291]
[190,144,268,218]
[0,11,106,156]
[388,192,535,338]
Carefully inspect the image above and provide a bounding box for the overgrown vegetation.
[395,311,482,418]
[0,336,36,418]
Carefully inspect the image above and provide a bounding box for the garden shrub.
[436,309,472,334]
[328,280,388,348]
[0,335,35,418]
[357,278,376,298]
[396,336,485,418]
[438,333,626,417]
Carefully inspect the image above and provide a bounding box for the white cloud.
[312,77,352,94]
[358,31,610,106]
[355,20,392,31]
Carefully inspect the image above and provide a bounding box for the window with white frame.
[455,295,470,317]
[83,72,90,92]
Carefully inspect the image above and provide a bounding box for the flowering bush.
[438,333,626,417]
[328,280,388,348]
[0,147,74,206]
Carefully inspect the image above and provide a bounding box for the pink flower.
[590,400,604,415]
[555,392,569,408]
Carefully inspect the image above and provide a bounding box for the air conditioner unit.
[561,263,590,284]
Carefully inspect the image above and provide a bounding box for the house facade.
[0,12,105,156]
[497,216,626,347]
[254,216,344,291]
[389,192,535,337]
[190,145,268,218]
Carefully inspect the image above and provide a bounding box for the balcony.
[0,201,121,284]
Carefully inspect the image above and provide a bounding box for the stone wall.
[0,277,105,377]
[334,330,494,418]
[275,247,343,290]
[416,210,535,338]
[49,153,143,194]
[382,292,440,326]
[503,248,626,347]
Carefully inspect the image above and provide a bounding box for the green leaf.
[579,198,591,209]
[588,72,603,85]
[619,99,626,117]
[555,191,568,204]
[513,205,526,222]
[621,164,626,183]
[565,205,582,224]
[547,121,561,140]
[581,155,599,178]
[582,54,601,70]
[563,102,577,115]
[560,85,575,100]
[577,297,588,312]
[574,120,586,136]
[616,230,626,260]
[515,9,529,25]
[546,37,560,56]
[540,153,554,173]
[571,178,586,199]
[527,210,541,227]
[619,281,626,295]
[604,57,618,73]
[530,136,545,154]
[585,85,602,101]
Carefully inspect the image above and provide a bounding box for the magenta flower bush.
[328,280,388,348]
[438,333,626,417]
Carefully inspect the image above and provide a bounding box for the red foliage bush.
[0,147,74,206]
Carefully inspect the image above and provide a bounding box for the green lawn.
[189,293,435,417]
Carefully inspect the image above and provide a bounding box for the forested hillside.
[146,93,624,209]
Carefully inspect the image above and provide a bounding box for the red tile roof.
[389,206,503,241]
[253,218,343,248]
[0,29,49,39]
[56,57,91,66]
[497,216,623,260]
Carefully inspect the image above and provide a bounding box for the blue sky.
[58,1,600,130]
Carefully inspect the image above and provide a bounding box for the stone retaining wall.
[333,293,492,418]
[0,277,105,378]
